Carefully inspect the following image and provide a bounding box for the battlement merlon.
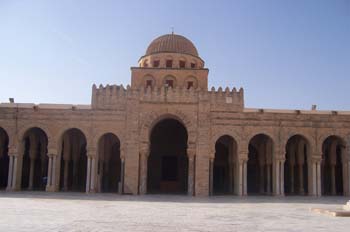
[91,84,244,111]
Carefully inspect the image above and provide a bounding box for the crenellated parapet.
[209,86,244,111]
[92,84,244,111]
[91,84,128,110]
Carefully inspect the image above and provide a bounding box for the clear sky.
[0,0,349,110]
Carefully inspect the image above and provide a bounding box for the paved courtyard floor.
[0,192,349,232]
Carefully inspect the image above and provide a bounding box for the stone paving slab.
[0,192,349,232]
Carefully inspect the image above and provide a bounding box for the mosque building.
[0,33,349,196]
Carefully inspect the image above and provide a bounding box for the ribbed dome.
[145,34,199,57]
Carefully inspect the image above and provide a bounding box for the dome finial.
[171,26,174,35]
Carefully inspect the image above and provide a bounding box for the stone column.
[310,155,322,196]
[316,160,322,196]
[139,151,149,195]
[297,142,305,195]
[45,154,53,191]
[11,155,18,191]
[348,159,350,196]
[329,141,337,195]
[330,164,336,195]
[98,160,104,192]
[63,159,69,191]
[280,159,285,196]
[236,154,247,196]
[266,164,271,195]
[209,157,214,196]
[52,155,57,190]
[273,153,285,197]
[72,160,79,190]
[290,164,295,194]
[298,164,304,195]
[259,164,265,194]
[28,158,35,190]
[340,147,347,196]
[187,150,195,196]
[258,144,265,194]
[243,159,247,196]
[346,147,350,196]
[90,156,96,193]
[86,147,97,193]
[46,152,58,192]
[28,144,37,190]
[86,157,91,193]
[228,143,234,193]
[265,141,272,195]
[231,159,235,194]
[119,156,125,194]
[6,155,14,191]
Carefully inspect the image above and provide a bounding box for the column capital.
[187,148,196,158]
[8,153,17,157]
[87,153,97,159]
[87,146,97,158]
[8,146,17,156]
[140,149,150,158]
[237,157,248,163]
[237,149,248,160]
[87,146,97,152]
[48,148,57,156]
[275,156,286,162]
[311,154,323,163]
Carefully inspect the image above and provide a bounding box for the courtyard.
[0,192,349,231]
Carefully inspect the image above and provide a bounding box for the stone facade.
[0,33,349,197]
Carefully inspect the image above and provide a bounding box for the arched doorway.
[284,135,309,195]
[97,133,121,193]
[147,118,188,194]
[0,128,9,189]
[247,134,273,195]
[59,128,87,192]
[20,127,48,191]
[213,135,237,195]
[322,136,346,196]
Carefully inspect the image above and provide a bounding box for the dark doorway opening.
[147,118,188,194]
[213,135,236,195]
[0,128,9,189]
[322,136,344,196]
[59,128,87,192]
[284,135,309,195]
[20,128,48,191]
[98,133,121,193]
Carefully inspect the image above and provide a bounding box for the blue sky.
[0,0,349,110]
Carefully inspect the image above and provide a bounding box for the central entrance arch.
[147,118,188,194]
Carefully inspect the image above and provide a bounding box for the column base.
[6,186,19,191]
[86,189,96,194]
[45,185,57,192]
